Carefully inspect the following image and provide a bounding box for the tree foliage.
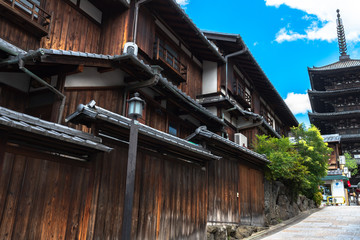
[345,152,358,176]
[254,124,332,200]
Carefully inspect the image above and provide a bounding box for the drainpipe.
[0,45,19,56]
[18,59,66,124]
[236,118,264,131]
[224,47,248,98]
[133,0,152,44]
[0,49,44,67]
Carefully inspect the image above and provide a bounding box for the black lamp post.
[122,92,145,240]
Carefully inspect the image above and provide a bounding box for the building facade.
[0,0,297,238]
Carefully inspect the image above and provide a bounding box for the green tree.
[290,124,332,199]
[344,152,358,176]
[254,124,332,200]
[254,135,309,198]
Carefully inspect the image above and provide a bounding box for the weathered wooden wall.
[99,11,131,55]
[41,0,101,52]
[135,9,204,99]
[0,84,27,112]
[0,0,101,52]
[63,87,124,129]
[207,158,265,226]
[93,141,208,239]
[0,15,40,50]
[0,147,94,240]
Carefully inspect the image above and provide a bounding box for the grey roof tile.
[310,59,360,71]
[66,102,221,161]
[0,106,111,152]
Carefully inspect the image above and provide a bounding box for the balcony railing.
[0,0,51,36]
[234,83,252,108]
[153,40,187,83]
[260,110,274,127]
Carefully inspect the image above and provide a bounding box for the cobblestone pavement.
[261,206,360,240]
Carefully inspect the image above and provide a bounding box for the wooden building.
[0,0,297,239]
[308,10,360,184]
[198,31,298,147]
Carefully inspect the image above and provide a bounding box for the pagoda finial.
[336,9,350,60]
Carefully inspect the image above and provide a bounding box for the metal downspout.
[0,49,44,67]
[133,0,152,43]
[0,45,18,56]
[236,118,264,131]
[224,47,248,98]
[18,59,66,124]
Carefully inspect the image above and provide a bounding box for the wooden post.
[121,120,140,240]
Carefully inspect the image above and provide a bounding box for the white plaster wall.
[202,61,218,94]
[65,67,125,87]
[0,72,30,92]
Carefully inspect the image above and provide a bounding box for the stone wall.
[264,180,316,226]
[206,180,317,239]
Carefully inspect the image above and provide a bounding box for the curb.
[245,207,323,240]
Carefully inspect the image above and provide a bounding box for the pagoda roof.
[308,87,360,97]
[309,110,360,119]
[341,134,360,141]
[308,59,360,72]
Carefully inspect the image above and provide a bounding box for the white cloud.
[284,92,311,115]
[275,28,306,43]
[253,41,259,46]
[176,0,189,6]
[265,0,360,43]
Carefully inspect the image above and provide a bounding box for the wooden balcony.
[234,85,252,108]
[0,0,51,37]
[153,40,187,84]
[260,110,274,127]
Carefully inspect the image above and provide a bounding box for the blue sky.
[176,0,360,127]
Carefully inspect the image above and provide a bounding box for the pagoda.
[308,10,360,176]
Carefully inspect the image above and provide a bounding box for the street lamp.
[127,92,145,120]
[122,92,145,240]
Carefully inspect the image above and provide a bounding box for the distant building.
[308,10,360,186]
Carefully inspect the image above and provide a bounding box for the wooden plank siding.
[62,87,124,130]
[0,0,101,52]
[207,158,265,226]
[0,15,40,51]
[0,84,28,113]
[0,138,209,239]
[0,149,94,240]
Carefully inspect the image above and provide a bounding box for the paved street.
[261,206,360,240]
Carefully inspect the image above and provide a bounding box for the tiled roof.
[40,48,114,60]
[66,102,221,161]
[309,110,360,118]
[308,88,360,96]
[340,134,360,141]
[187,126,270,164]
[309,59,360,71]
[322,134,341,143]
[0,106,112,153]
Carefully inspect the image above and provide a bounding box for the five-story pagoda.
[308,10,360,167]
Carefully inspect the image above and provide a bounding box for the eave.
[186,126,269,166]
[309,110,360,120]
[308,88,360,97]
[203,31,298,127]
[66,102,221,164]
[0,106,112,160]
[146,0,225,63]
